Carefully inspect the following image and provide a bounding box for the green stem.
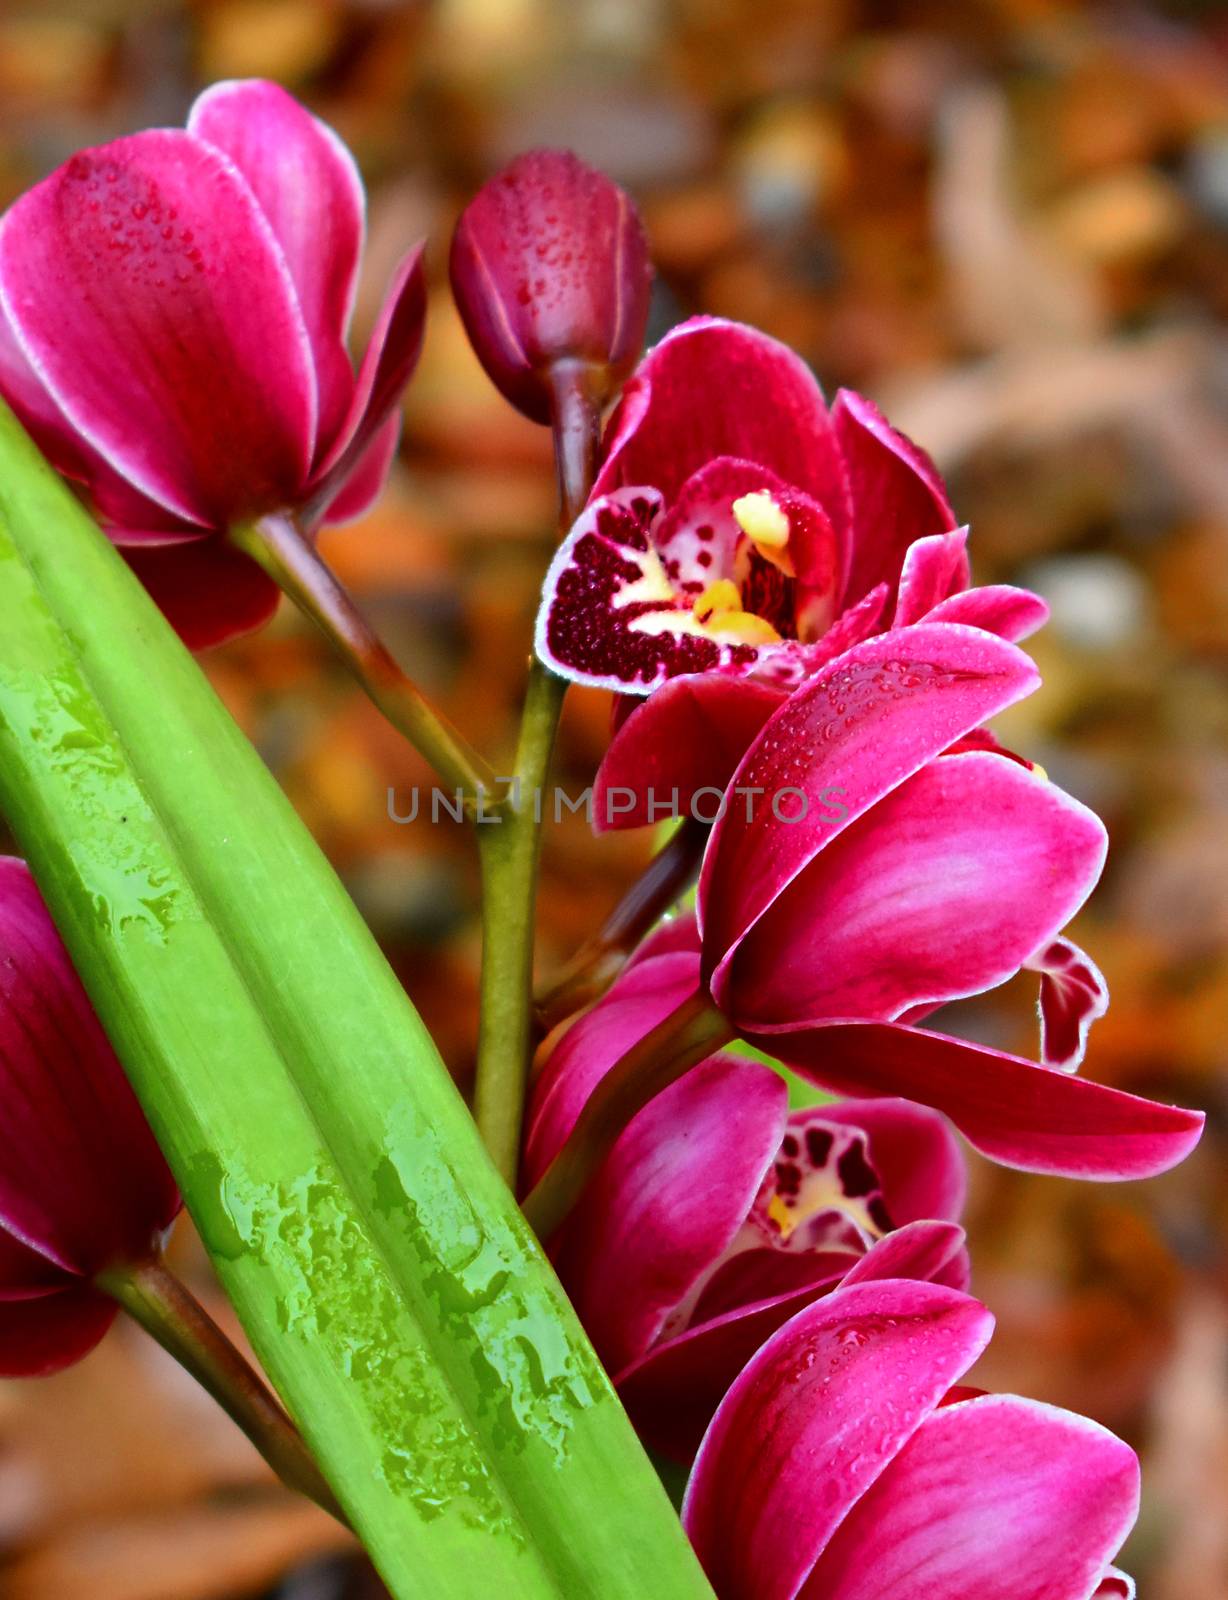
[472,363,601,1189]
[534,819,708,1034]
[231,512,494,803]
[98,1255,347,1525]
[474,664,568,1183]
[521,990,735,1239]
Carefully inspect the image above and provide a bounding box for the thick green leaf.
[0,404,713,1600]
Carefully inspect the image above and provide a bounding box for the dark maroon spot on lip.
[545,501,725,686]
[837,1141,879,1199]
[867,1196,895,1233]
[780,1134,799,1159]
[804,1126,833,1167]
[774,1160,801,1197]
[697,549,712,567]
[696,523,715,541]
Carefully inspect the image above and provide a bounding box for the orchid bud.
[0,858,180,1374]
[450,149,652,424]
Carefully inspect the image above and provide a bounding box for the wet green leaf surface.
[0,403,713,1600]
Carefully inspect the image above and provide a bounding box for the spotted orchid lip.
[535,472,846,695]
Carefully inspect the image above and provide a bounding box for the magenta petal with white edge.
[923,583,1050,642]
[307,244,426,520]
[0,281,207,535]
[0,859,180,1278]
[698,624,1041,1003]
[593,675,785,831]
[617,1220,968,1464]
[891,529,970,627]
[836,1219,967,1288]
[803,1394,1139,1600]
[1028,935,1110,1072]
[834,388,956,610]
[682,1279,994,1600]
[522,949,704,1189]
[615,1258,855,1463]
[723,753,1107,1029]
[189,79,364,455]
[0,130,316,526]
[594,317,850,536]
[817,1099,966,1225]
[759,1021,1205,1180]
[1094,1569,1135,1598]
[553,1054,786,1370]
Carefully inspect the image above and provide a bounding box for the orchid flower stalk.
[0,80,1207,1600]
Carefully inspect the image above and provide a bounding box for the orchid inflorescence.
[0,79,1204,1600]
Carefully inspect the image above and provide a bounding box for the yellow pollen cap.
[732,491,790,551]
[708,611,782,646]
[694,579,742,622]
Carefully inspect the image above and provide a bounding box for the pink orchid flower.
[0,79,426,649]
[683,1277,1139,1600]
[0,859,181,1375]
[564,622,1201,1181]
[534,315,1047,827]
[525,951,969,1461]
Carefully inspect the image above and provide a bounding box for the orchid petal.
[626,910,702,968]
[320,409,402,526]
[616,1259,854,1464]
[189,78,364,454]
[891,528,969,627]
[834,389,956,610]
[121,538,281,651]
[923,583,1050,642]
[307,243,426,520]
[652,457,794,587]
[0,130,317,526]
[1027,935,1110,1072]
[593,675,784,831]
[523,948,703,1187]
[803,1394,1139,1600]
[0,1279,117,1377]
[759,1021,1205,1179]
[2,287,214,542]
[682,1280,994,1600]
[815,1099,967,1225]
[553,1054,786,1370]
[837,1219,968,1288]
[723,752,1106,1028]
[620,1220,969,1464]
[594,319,850,550]
[536,485,765,693]
[699,624,1041,1003]
[1094,1568,1135,1598]
[0,860,180,1277]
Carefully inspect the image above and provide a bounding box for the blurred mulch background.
[2,0,1228,1594]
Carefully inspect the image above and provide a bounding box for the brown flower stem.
[231,513,494,805]
[534,818,708,1034]
[98,1255,348,1525]
[472,363,598,1188]
[520,989,735,1239]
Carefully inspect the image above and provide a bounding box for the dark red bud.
[450,149,653,424]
